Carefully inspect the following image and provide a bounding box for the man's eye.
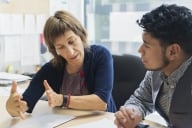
[144,44,150,48]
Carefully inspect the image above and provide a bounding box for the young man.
[115,4,192,128]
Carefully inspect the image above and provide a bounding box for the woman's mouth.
[70,54,79,60]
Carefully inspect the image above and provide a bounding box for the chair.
[112,54,146,109]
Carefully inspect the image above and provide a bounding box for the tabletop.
[0,82,167,128]
[0,96,116,128]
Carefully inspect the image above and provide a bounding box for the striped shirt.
[158,56,192,116]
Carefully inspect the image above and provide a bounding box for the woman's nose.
[66,46,74,56]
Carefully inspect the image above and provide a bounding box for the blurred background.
[0,0,191,74]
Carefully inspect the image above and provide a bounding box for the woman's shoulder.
[41,61,54,69]
[88,45,111,56]
[84,45,112,65]
[90,44,109,51]
[40,61,64,72]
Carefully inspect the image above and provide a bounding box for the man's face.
[138,32,170,71]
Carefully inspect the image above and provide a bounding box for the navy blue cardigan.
[23,45,117,113]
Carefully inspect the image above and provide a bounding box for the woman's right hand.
[43,80,63,107]
[6,81,28,119]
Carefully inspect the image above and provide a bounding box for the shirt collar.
[160,56,192,84]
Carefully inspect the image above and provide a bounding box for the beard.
[146,54,170,71]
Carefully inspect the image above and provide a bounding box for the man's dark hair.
[137,4,192,55]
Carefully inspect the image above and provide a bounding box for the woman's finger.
[43,80,51,91]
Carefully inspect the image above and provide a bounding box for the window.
[84,0,192,56]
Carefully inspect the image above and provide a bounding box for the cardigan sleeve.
[85,45,114,104]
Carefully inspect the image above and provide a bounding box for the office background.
[0,0,191,74]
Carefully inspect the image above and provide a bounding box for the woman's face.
[54,30,84,67]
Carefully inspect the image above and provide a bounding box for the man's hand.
[6,81,28,119]
[43,80,63,107]
[114,106,143,128]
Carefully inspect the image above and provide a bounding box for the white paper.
[0,13,11,34]
[36,14,47,33]
[24,14,36,34]
[0,72,31,86]
[4,36,21,62]
[10,14,24,34]
[145,111,167,127]
[20,35,40,66]
[11,113,75,128]
[0,72,31,80]
[68,118,116,128]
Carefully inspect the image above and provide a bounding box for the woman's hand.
[114,106,142,128]
[43,80,63,107]
[6,81,28,119]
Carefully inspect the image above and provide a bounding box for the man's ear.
[167,43,180,60]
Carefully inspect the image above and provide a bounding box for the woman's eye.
[68,38,76,45]
[68,41,74,44]
[57,46,64,50]
[69,39,75,45]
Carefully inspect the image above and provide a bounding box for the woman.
[6,10,116,119]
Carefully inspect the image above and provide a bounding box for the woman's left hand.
[43,80,63,107]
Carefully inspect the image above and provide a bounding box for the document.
[67,118,116,128]
[24,14,36,34]
[145,111,167,127]
[11,113,75,128]
[4,36,21,62]
[10,14,23,34]
[0,13,11,34]
[20,35,40,66]
[0,72,31,86]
